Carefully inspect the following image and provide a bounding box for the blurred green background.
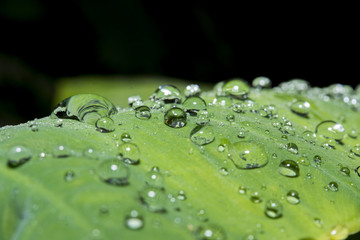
[0,1,357,127]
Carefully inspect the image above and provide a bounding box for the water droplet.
[302,130,317,144]
[97,159,129,186]
[7,145,32,168]
[64,170,75,182]
[176,190,187,201]
[252,76,271,88]
[145,170,164,188]
[264,199,283,219]
[313,155,322,167]
[121,133,132,142]
[151,84,182,103]
[350,145,360,157]
[164,107,187,128]
[139,186,166,212]
[348,128,359,138]
[290,100,311,116]
[286,190,300,204]
[52,94,117,125]
[238,186,247,195]
[238,130,246,138]
[125,210,144,230]
[250,191,262,203]
[118,143,140,165]
[83,147,100,160]
[184,84,201,97]
[226,114,235,122]
[328,181,338,192]
[53,145,72,158]
[190,125,215,146]
[183,97,206,116]
[243,234,258,240]
[285,143,298,155]
[128,95,142,107]
[54,119,63,128]
[297,156,310,166]
[313,218,323,228]
[135,106,151,120]
[219,167,229,176]
[212,96,232,107]
[95,117,115,133]
[222,78,250,99]
[259,104,278,118]
[196,110,210,125]
[315,120,345,140]
[278,160,300,177]
[196,209,209,222]
[196,223,226,240]
[329,225,349,240]
[340,166,350,176]
[228,141,268,169]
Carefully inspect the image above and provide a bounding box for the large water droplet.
[196,223,226,240]
[222,79,250,99]
[264,199,283,219]
[52,94,117,125]
[286,190,300,204]
[183,96,207,116]
[164,107,187,128]
[190,125,215,146]
[95,117,115,133]
[151,84,182,103]
[7,145,32,168]
[290,100,311,116]
[97,159,129,186]
[139,186,166,212]
[315,120,345,140]
[135,106,151,120]
[124,210,144,230]
[118,143,140,165]
[228,141,268,169]
[278,160,300,177]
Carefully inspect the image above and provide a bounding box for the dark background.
[0,0,358,127]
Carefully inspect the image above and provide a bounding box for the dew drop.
[290,100,311,116]
[196,110,210,125]
[250,191,262,203]
[286,190,300,204]
[219,167,229,176]
[184,84,201,97]
[95,117,115,133]
[125,210,144,230]
[285,143,298,155]
[313,155,322,167]
[190,125,215,146]
[97,159,129,186]
[315,120,345,140]
[226,114,235,122]
[350,145,360,157]
[196,223,226,240]
[340,167,350,176]
[128,95,143,107]
[118,143,140,165]
[64,170,75,182]
[252,76,271,88]
[302,130,317,144]
[145,169,164,188]
[238,186,247,195]
[197,209,209,222]
[217,144,226,152]
[164,107,187,128]
[151,84,182,103]
[313,218,323,228]
[348,128,359,138]
[121,133,132,142]
[259,104,278,118]
[329,225,349,240]
[7,145,32,168]
[53,145,72,158]
[139,186,166,212]
[278,160,300,177]
[328,181,339,192]
[297,156,310,166]
[212,96,232,107]
[183,96,206,116]
[135,106,151,120]
[228,141,268,169]
[52,94,117,125]
[222,78,250,99]
[264,199,283,219]
[83,147,100,160]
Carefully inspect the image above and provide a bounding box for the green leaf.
[1,78,360,240]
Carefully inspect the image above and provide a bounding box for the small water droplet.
[259,104,278,118]
[327,181,339,192]
[7,145,32,168]
[196,223,226,240]
[219,167,229,176]
[315,120,345,140]
[118,143,140,165]
[145,169,164,188]
[264,199,283,219]
[196,110,210,125]
[286,190,300,204]
[250,191,262,203]
[128,95,142,107]
[184,84,201,97]
[121,133,132,142]
[350,145,360,157]
[285,143,298,155]
[290,100,311,116]
[96,117,115,133]
[135,106,151,120]
[83,147,100,160]
[313,218,323,228]
[52,94,117,125]
[125,210,144,230]
[183,96,207,116]
[54,119,63,128]
[64,170,75,182]
[329,225,349,240]
[228,141,268,169]
[348,128,359,138]
[222,78,250,99]
[53,145,72,158]
[302,130,317,144]
[340,166,350,176]
[278,160,300,177]
[297,156,310,166]
[252,76,271,88]
[151,84,182,103]
[139,186,167,212]
[313,155,322,167]
[176,190,187,201]
[212,96,232,107]
[190,125,215,146]
[97,159,129,186]
[226,114,235,122]
[164,107,187,128]
[238,186,247,195]
[196,209,209,222]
